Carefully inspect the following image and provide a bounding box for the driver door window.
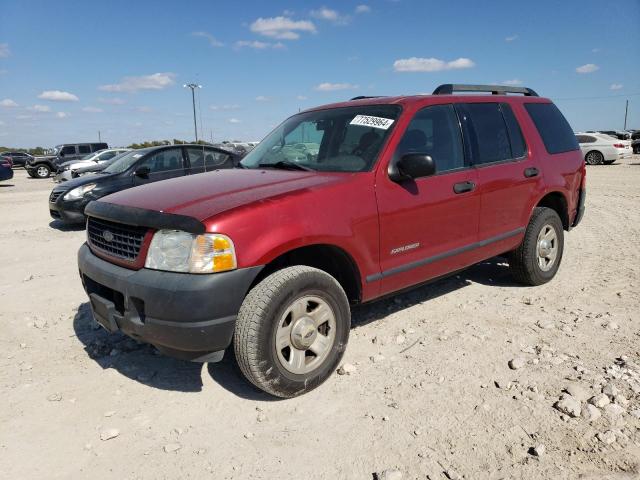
[395,104,465,174]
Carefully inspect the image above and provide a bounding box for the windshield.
[103,149,151,174]
[241,105,402,172]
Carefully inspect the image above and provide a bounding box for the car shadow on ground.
[0,184,15,187]
[72,256,520,399]
[49,220,85,231]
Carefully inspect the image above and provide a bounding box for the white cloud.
[250,16,316,40]
[234,40,284,50]
[393,57,475,72]
[355,5,371,13]
[228,118,241,124]
[505,35,518,42]
[98,97,126,105]
[210,104,240,111]
[610,83,623,90]
[576,63,599,74]
[0,120,5,126]
[311,7,350,25]
[296,95,308,100]
[28,104,51,112]
[255,95,270,102]
[192,31,224,48]
[502,79,523,86]
[135,106,153,113]
[0,98,18,108]
[592,48,602,53]
[38,90,79,102]
[315,82,359,91]
[56,112,69,119]
[98,73,176,93]
[0,43,9,58]
[82,106,103,113]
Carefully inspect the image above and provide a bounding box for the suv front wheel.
[234,266,350,398]
[509,207,564,286]
[34,164,51,178]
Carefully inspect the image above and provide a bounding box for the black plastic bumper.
[572,188,586,228]
[49,196,89,224]
[77,243,263,361]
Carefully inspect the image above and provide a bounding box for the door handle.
[453,181,476,194]
[524,167,539,178]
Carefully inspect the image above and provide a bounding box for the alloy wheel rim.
[274,295,336,375]
[537,224,558,271]
[37,166,48,177]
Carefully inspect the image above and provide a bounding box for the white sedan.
[575,133,632,165]
[54,148,130,181]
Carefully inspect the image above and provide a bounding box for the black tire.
[34,164,51,178]
[27,170,38,178]
[234,266,350,398]
[585,150,604,165]
[509,207,564,286]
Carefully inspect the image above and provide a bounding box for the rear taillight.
[613,143,624,148]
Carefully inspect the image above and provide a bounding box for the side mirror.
[134,166,150,178]
[389,154,436,182]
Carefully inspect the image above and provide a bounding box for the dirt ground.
[1,157,639,480]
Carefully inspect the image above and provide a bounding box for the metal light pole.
[183,83,202,142]
[624,100,629,130]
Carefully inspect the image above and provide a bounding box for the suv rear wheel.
[509,207,564,286]
[234,266,350,398]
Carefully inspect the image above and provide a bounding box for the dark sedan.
[49,144,240,225]
[0,156,14,181]
[1,151,34,168]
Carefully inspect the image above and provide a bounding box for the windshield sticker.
[132,154,143,158]
[350,115,395,130]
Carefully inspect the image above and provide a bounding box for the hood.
[100,169,349,221]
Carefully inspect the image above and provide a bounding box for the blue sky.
[0,0,639,147]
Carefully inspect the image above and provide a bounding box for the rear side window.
[500,103,526,158]
[460,103,512,164]
[524,103,579,154]
[78,145,91,154]
[61,145,76,155]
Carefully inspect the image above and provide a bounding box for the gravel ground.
[1,157,639,480]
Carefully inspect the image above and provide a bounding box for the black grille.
[87,217,148,261]
[50,190,64,203]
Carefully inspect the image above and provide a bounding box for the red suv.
[78,84,586,398]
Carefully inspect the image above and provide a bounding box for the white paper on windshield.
[350,115,395,130]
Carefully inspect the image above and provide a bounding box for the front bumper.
[49,192,89,224]
[77,243,263,361]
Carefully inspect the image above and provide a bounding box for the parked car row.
[54,148,130,182]
[49,144,241,224]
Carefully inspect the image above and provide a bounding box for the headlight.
[63,183,96,201]
[144,230,237,274]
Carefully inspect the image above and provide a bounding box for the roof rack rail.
[432,84,539,97]
[349,95,386,101]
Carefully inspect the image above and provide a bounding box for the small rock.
[370,354,385,363]
[382,416,389,422]
[565,384,590,402]
[509,358,526,370]
[256,413,267,423]
[413,429,421,437]
[337,363,356,375]
[613,394,628,406]
[375,469,403,480]
[23,274,34,282]
[84,443,92,451]
[581,404,601,422]
[554,396,581,418]
[243,432,254,439]
[444,469,462,480]
[629,409,640,419]
[602,383,619,398]
[597,431,616,445]
[395,335,406,345]
[19,343,27,349]
[104,411,116,417]
[163,443,181,453]
[100,428,119,441]
[536,319,555,329]
[603,403,625,417]
[589,394,610,408]
[388,402,400,409]
[46,393,62,402]
[529,444,546,456]
[605,321,619,330]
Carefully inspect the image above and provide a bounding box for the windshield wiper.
[258,160,315,172]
